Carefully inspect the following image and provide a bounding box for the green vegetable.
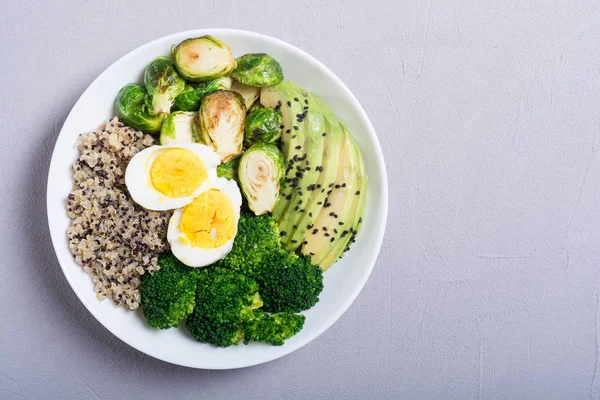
[217,213,281,275]
[159,111,199,145]
[238,143,284,215]
[244,311,305,346]
[144,56,186,115]
[216,155,241,181]
[140,254,197,329]
[186,267,306,347]
[172,77,232,112]
[115,83,166,132]
[172,36,237,82]
[231,53,284,87]
[231,80,261,110]
[244,107,282,147]
[254,250,324,313]
[198,90,245,162]
[218,213,324,313]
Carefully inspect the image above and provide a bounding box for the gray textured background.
[2,0,600,399]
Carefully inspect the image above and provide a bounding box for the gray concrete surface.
[2,0,600,398]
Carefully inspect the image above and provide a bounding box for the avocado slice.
[284,113,343,249]
[301,126,365,268]
[318,125,367,269]
[261,82,312,242]
[276,93,328,250]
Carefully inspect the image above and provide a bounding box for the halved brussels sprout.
[172,36,237,82]
[238,143,285,215]
[198,90,245,162]
[172,77,232,112]
[144,56,186,115]
[216,155,241,181]
[115,83,166,132]
[244,107,282,147]
[231,53,284,87]
[159,111,199,145]
[231,80,260,110]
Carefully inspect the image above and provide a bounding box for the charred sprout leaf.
[172,36,237,82]
[244,107,282,147]
[231,80,261,110]
[115,83,166,132]
[159,111,199,145]
[239,143,284,215]
[198,90,245,162]
[231,53,284,87]
[217,155,241,181]
[144,56,186,115]
[172,77,232,112]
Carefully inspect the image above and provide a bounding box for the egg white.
[167,179,242,267]
[125,143,221,211]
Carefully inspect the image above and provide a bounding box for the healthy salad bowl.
[46,29,388,369]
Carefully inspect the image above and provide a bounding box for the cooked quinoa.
[66,117,171,310]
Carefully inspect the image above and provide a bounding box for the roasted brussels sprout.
[144,56,186,115]
[216,155,241,181]
[115,83,166,132]
[159,111,199,145]
[172,36,237,82]
[244,107,282,147]
[238,143,285,215]
[231,53,284,87]
[172,77,232,112]
[198,90,245,162]
[231,80,260,110]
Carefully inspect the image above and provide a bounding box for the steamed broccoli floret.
[254,250,324,313]
[218,213,281,275]
[186,267,263,347]
[244,311,305,346]
[141,254,197,329]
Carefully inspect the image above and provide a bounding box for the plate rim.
[46,28,389,369]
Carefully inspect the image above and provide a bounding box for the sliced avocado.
[276,93,327,250]
[285,113,343,249]
[261,82,311,234]
[301,127,363,267]
[319,126,367,269]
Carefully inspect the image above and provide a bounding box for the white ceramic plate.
[47,29,388,369]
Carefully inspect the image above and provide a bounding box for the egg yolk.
[179,189,236,248]
[150,148,207,197]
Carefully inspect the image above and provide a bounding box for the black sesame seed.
[280,124,284,129]
[334,229,338,234]
[304,99,309,104]
[335,184,341,189]
[323,227,328,231]
[317,201,323,205]
[303,106,309,110]
[325,233,330,237]
[356,191,361,195]
[303,240,308,245]
[294,206,299,211]
[286,129,291,134]
[291,239,298,243]
[359,217,363,223]
[294,126,299,130]
[322,132,326,136]
[329,183,334,187]
[295,145,301,149]
[280,231,287,236]
[294,97,299,101]
[331,237,335,242]
[329,212,335,216]
[287,101,291,106]
[292,135,297,139]
[339,221,344,225]
[293,225,297,229]
[324,202,331,207]
[309,212,313,217]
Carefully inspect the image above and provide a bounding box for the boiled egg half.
[125,143,221,211]
[167,179,242,267]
